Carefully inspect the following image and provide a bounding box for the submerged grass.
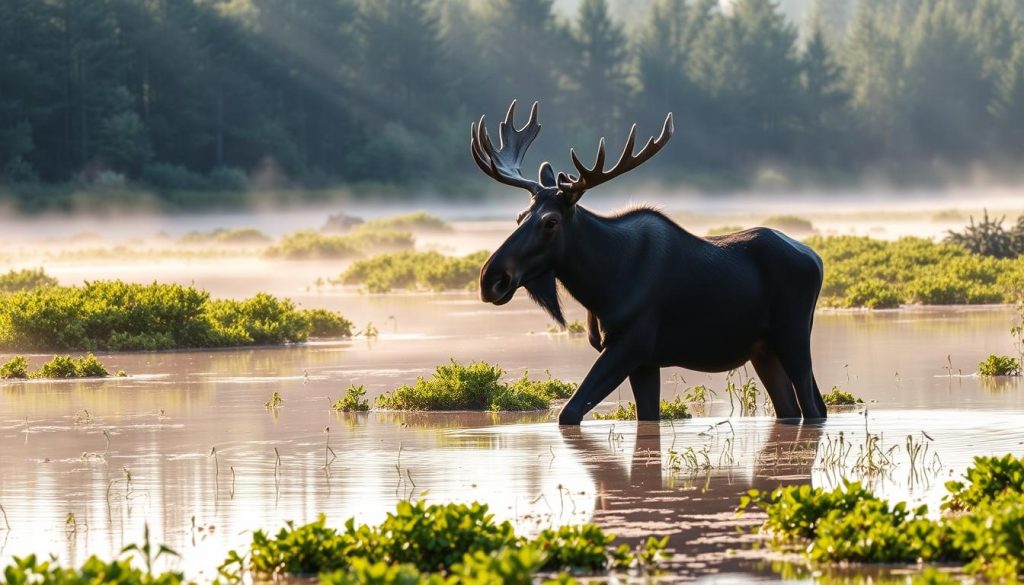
[593,396,693,421]
[0,281,352,351]
[807,235,1024,308]
[339,250,489,292]
[374,360,576,412]
[740,454,1024,581]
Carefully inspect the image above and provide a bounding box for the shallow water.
[1,291,1024,582]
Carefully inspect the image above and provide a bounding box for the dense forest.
[2,0,1023,207]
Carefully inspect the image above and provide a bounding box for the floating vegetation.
[0,281,351,351]
[217,500,666,581]
[339,250,489,293]
[0,268,58,293]
[265,227,415,260]
[374,360,576,412]
[740,455,1024,581]
[594,396,693,421]
[264,391,283,409]
[821,386,865,406]
[807,235,1024,308]
[1,353,113,379]
[331,385,370,412]
[977,354,1021,376]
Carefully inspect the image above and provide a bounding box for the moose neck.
[553,206,640,317]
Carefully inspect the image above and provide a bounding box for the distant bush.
[360,211,451,232]
[340,250,489,292]
[321,212,364,233]
[207,166,248,191]
[266,228,414,260]
[808,235,1024,308]
[178,227,271,245]
[0,268,57,293]
[821,386,864,406]
[375,360,575,411]
[303,308,354,338]
[0,355,30,378]
[945,210,1024,259]
[141,162,207,191]
[763,215,814,233]
[0,281,351,350]
[34,353,110,378]
[977,354,1021,376]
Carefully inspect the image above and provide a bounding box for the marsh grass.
[374,360,576,412]
[359,211,451,232]
[740,454,1024,580]
[977,354,1021,376]
[339,250,489,293]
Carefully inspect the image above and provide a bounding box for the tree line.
[1,0,1023,202]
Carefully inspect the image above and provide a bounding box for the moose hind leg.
[772,337,827,420]
[751,347,801,419]
[629,366,661,421]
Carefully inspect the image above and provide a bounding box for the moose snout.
[479,256,518,305]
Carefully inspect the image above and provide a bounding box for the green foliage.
[340,250,490,293]
[947,492,1024,581]
[807,235,1024,308]
[35,355,82,379]
[69,353,110,378]
[821,386,864,406]
[1,554,185,585]
[0,355,29,379]
[266,229,415,260]
[762,215,814,233]
[0,268,58,293]
[360,212,450,232]
[739,480,881,543]
[375,360,575,412]
[944,454,1024,512]
[977,354,1021,376]
[178,227,270,245]
[593,396,692,421]
[0,281,350,351]
[303,309,354,338]
[332,385,370,412]
[945,211,1024,259]
[565,321,586,336]
[264,391,283,409]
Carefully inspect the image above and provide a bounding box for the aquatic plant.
[302,309,354,338]
[0,355,30,379]
[339,250,489,293]
[593,396,692,421]
[977,354,1021,376]
[0,268,58,293]
[220,500,664,582]
[331,385,370,412]
[264,391,283,409]
[945,210,1024,259]
[944,454,1024,512]
[0,281,351,351]
[725,378,759,416]
[821,386,864,406]
[565,321,586,336]
[374,360,576,412]
[763,215,814,233]
[1,554,186,585]
[266,227,415,260]
[33,354,110,378]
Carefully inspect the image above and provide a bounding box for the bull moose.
[472,101,826,424]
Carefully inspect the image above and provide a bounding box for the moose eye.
[543,217,559,230]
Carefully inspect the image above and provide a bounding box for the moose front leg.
[629,366,661,421]
[558,344,642,425]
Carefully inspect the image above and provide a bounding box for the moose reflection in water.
[473,101,828,424]
[558,421,823,578]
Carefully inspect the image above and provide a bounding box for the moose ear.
[556,172,583,206]
[538,162,556,188]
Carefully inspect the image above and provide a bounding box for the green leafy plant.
[264,391,283,409]
[266,228,414,260]
[821,386,864,406]
[332,385,370,412]
[977,354,1021,376]
[0,268,58,293]
[303,309,354,338]
[593,397,692,420]
[340,250,489,293]
[944,454,1024,512]
[0,355,30,379]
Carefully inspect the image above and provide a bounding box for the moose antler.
[559,113,674,197]
[471,100,542,193]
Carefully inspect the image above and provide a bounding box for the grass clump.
[360,211,451,232]
[742,454,1024,581]
[220,500,665,582]
[0,355,30,379]
[807,235,1024,308]
[821,386,864,406]
[593,396,692,421]
[0,281,351,351]
[977,354,1021,376]
[331,385,370,412]
[339,250,489,293]
[178,227,271,245]
[374,360,575,412]
[0,268,58,293]
[763,215,814,233]
[265,231,361,260]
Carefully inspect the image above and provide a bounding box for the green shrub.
[809,498,951,563]
[739,480,881,542]
[945,210,1024,259]
[266,229,415,260]
[977,354,1021,376]
[944,454,1024,511]
[374,360,575,412]
[332,385,370,412]
[303,309,354,338]
[0,282,351,351]
[0,355,29,379]
[178,227,270,245]
[340,250,489,292]
[1,553,185,585]
[593,396,692,420]
[34,355,79,378]
[948,492,1024,580]
[821,387,864,406]
[72,353,110,377]
[359,211,450,232]
[763,215,814,233]
[0,268,57,293]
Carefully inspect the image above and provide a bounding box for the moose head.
[474,101,673,325]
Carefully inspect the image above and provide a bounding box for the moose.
[472,101,827,424]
